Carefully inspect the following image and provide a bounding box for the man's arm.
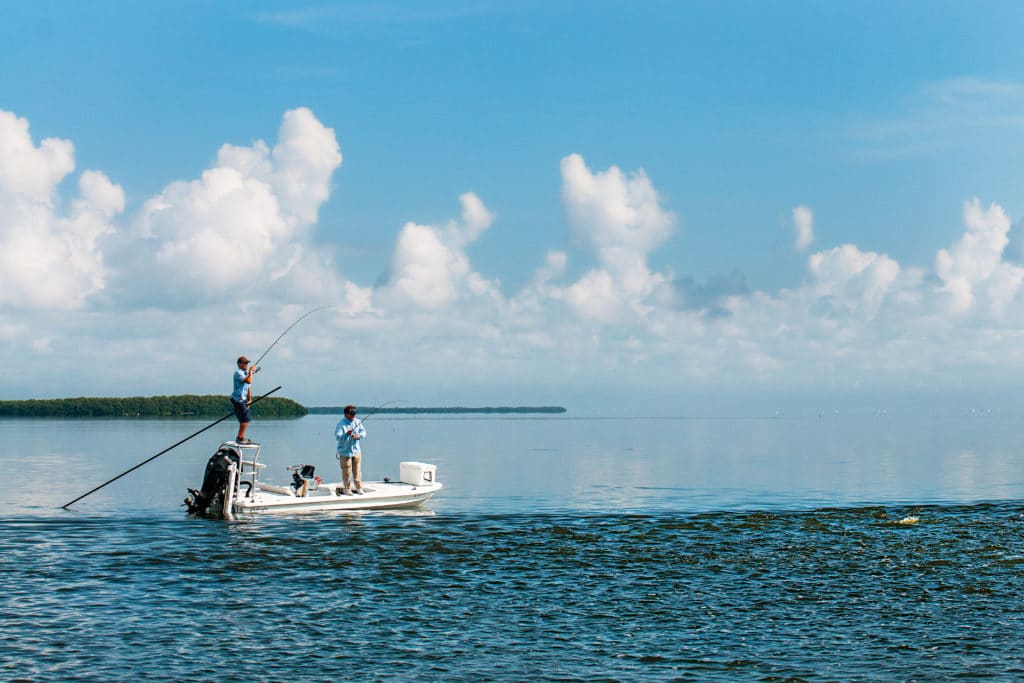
[246,367,255,404]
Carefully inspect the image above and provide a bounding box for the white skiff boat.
[185,441,442,519]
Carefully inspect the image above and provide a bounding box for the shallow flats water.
[3,413,1024,679]
[2,505,1024,681]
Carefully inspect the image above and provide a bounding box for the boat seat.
[287,464,316,479]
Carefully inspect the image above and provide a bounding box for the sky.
[3,1,1024,415]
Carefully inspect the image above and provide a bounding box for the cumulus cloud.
[793,205,814,251]
[557,154,676,321]
[376,192,499,311]
[0,110,123,310]
[560,153,674,256]
[445,191,495,248]
[119,107,344,307]
[935,198,1023,315]
[0,110,74,201]
[10,104,1024,408]
[806,244,901,317]
[269,107,344,225]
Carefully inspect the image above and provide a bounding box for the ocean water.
[2,414,1024,680]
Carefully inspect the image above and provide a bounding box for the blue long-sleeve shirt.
[335,416,366,457]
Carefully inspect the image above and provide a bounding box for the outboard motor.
[185,445,242,516]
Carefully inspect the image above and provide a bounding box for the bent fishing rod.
[249,305,336,371]
[342,399,403,428]
[335,400,402,440]
[233,305,336,385]
[356,399,403,423]
[61,386,282,510]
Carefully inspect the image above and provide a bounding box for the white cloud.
[376,192,499,311]
[9,106,1024,409]
[0,110,74,201]
[445,191,495,248]
[523,250,567,297]
[0,110,124,310]
[557,154,676,321]
[560,153,674,256]
[563,269,623,323]
[793,205,814,251]
[270,107,343,225]
[935,198,1022,315]
[380,222,464,309]
[807,244,901,317]
[137,167,291,290]
[120,107,344,307]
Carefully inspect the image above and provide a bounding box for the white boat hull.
[186,441,442,518]
[234,480,443,514]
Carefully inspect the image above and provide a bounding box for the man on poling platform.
[232,356,257,444]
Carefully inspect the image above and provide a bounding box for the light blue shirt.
[232,368,249,402]
[335,416,366,457]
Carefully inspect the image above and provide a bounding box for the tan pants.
[339,454,361,491]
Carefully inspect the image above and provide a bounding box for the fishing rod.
[250,305,336,370]
[61,386,282,510]
[355,399,403,424]
[344,399,403,426]
[335,400,403,438]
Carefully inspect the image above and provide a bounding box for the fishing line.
[251,305,336,370]
[334,400,402,441]
[352,399,403,425]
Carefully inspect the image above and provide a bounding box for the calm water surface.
[2,414,1024,680]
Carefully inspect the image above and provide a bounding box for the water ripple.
[2,503,1024,680]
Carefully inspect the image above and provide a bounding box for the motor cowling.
[185,446,241,516]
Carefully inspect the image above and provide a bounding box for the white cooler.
[400,461,437,486]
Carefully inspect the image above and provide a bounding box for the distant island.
[308,406,567,415]
[0,397,564,418]
[0,395,307,418]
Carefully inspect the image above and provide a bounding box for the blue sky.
[3,1,1024,414]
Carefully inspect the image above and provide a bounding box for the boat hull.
[186,442,442,518]
[232,480,443,515]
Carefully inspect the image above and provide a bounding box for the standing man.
[232,356,257,444]
[335,405,366,495]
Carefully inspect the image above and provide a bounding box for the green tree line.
[0,395,308,418]
[308,406,567,415]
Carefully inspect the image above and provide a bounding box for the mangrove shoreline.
[0,397,567,418]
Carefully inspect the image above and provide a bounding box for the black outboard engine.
[185,446,242,516]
